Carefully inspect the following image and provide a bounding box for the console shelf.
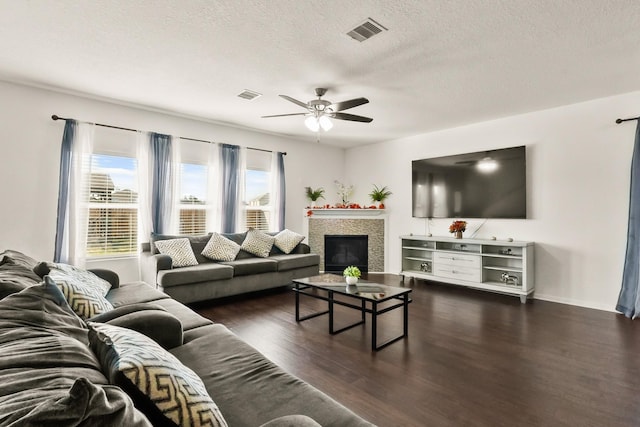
[400,235,534,303]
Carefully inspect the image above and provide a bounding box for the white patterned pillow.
[154,238,199,268]
[88,322,228,427]
[201,232,241,262]
[274,229,305,254]
[47,275,113,319]
[47,262,112,296]
[240,228,275,258]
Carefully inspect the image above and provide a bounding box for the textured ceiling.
[1,0,639,148]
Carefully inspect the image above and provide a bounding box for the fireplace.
[324,235,368,273]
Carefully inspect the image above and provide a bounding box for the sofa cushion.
[201,232,241,262]
[171,324,373,427]
[158,263,234,288]
[0,262,40,299]
[221,258,278,276]
[151,232,212,264]
[270,253,321,272]
[154,238,199,268]
[273,229,306,254]
[106,281,170,307]
[89,322,228,427]
[48,275,114,320]
[240,228,275,258]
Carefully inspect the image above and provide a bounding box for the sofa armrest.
[88,268,120,289]
[90,304,183,349]
[289,243,311,254]
[139,251,173,288]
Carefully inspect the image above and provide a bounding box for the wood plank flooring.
[193,274,640,427]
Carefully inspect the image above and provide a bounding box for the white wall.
[344,91,640,311]
[0,80,345,281]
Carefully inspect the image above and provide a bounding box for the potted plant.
[305,187,325,207]
[369,184,392,209]
[343,265,361,285]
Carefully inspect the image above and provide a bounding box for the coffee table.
[293,274,412,351]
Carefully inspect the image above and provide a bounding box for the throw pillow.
[201,232,241,262]
[47,274,114,320]
[88,322,228,427]
[273,229,305,254]
[154,238,199,268]
[44,262,112,296]
[240,228,275,258]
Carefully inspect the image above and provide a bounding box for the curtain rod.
[51,115,286,155]
[616,116,640,124]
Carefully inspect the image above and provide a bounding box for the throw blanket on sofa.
[0,282,150,426]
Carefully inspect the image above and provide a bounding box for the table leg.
[403,293,409,337]
[295,283,300,321]
[328,290,334,334]
[361,299,366,323]
[371,301,378,351]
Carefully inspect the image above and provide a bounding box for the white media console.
[400,235,534,303]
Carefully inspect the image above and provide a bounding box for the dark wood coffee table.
[293,274,412,351]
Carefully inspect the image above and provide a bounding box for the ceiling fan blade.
[279,95,309,109]
[332,112,373,123]
[330,97,369,112]
[261,113,308,118]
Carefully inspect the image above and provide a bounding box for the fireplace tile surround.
[304,210,387,272]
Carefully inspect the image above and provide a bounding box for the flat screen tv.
[412,146,527,219]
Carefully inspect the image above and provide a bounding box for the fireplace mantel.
[302,209,388,272]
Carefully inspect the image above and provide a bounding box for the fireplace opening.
[324,235,368,273]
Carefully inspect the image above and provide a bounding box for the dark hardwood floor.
[193,274,640,427]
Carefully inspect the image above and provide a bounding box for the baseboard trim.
[532,293,617,313]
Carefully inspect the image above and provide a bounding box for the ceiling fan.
[261,88,373,132]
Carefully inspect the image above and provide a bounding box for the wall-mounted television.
[412,146,527,219]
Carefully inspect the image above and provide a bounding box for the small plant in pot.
[305,187,325,207]
[369,184,392,209]
[343,265,362,285]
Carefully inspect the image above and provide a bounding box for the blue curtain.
[617,121,640,319]
[220,144,240,233]
[276,151,286,229]
[53,120,77,262]
[150,132,173,234]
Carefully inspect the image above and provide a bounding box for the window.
[179,163,207,235]
[244,151,272,231]
[87,154,138,257]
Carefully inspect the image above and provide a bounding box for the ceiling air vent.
[346,18,388,42]
[237,89,262,100]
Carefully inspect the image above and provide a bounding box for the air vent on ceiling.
[237,89,262,100]
[346,18,388,42]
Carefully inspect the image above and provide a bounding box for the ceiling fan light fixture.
[305,116,320,132]
[319,115,333,131]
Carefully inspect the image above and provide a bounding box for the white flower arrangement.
[334,180,354,205]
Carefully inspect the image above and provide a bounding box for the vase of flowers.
[343,265,361,285]
[449,220,467,239]
[334,180,354,206]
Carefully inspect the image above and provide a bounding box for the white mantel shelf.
[304,208,386,217]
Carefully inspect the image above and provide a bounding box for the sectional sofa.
[0,249,373,426]
[140,230,320,304]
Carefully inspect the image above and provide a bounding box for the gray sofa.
[0,249,373,426]
[141,231,320,304]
